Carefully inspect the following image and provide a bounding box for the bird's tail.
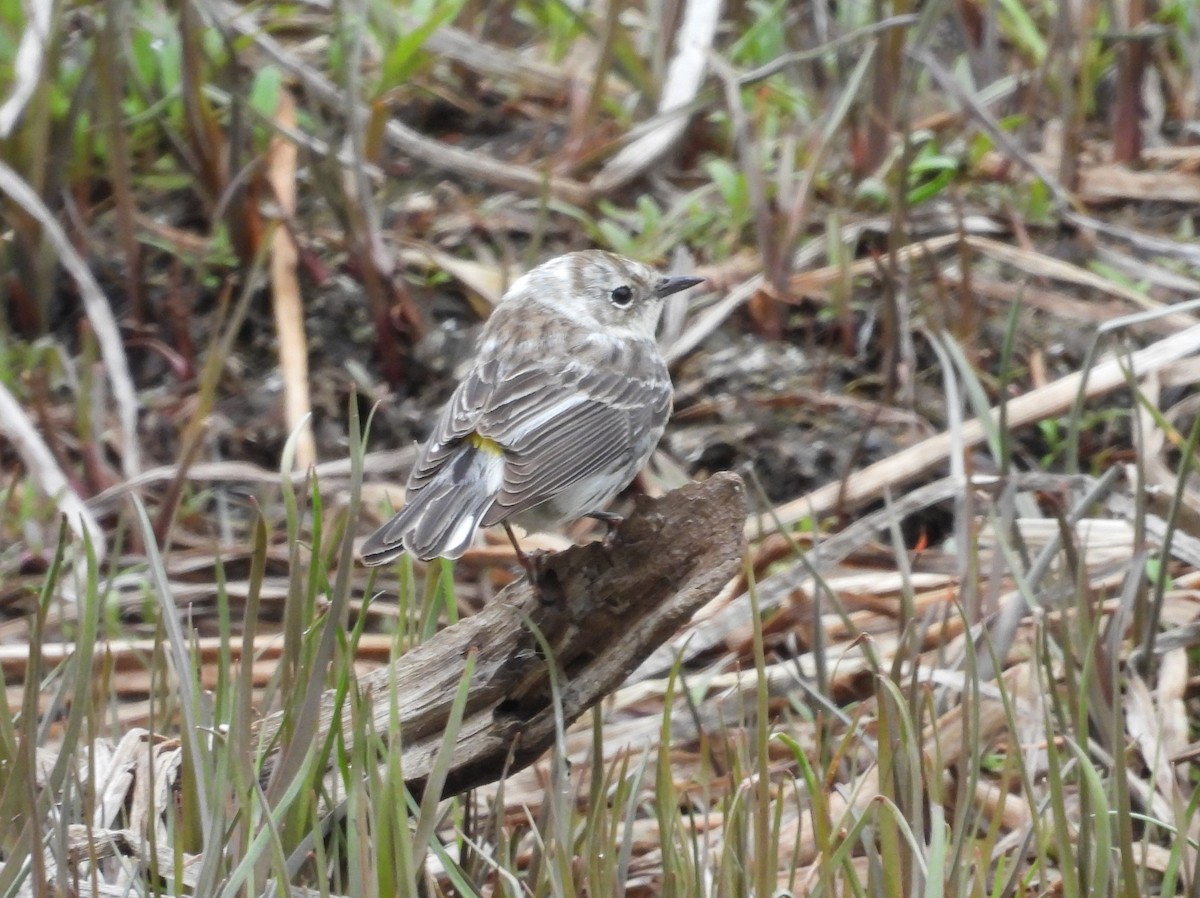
[360,444,502,564]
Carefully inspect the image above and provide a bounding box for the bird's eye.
[610,285,634,307]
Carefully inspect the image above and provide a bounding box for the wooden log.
[255,472,747,799]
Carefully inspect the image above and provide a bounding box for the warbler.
[360,250,703,566]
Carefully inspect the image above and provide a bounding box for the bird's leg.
[502,522,558,602]
[502,521,532,570]
[584,510,624,547]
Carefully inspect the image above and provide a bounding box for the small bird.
[361,250,704,567]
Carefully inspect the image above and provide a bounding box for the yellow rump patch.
[467,432,504,456]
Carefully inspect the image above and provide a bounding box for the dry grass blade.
[84,449,417,516]
[665,272,761,364]
[1079,164,1200,205]
[226,12,591,205]
[965,234,1191,322]
[266,87,316,471]
[755,322,1200,538]
[0,0,51,137]
[592,0,723,193]
[422,23,572,99]
[0,161,141,479]
[395,243,519,308]
[1141,373,1200,518]
[0,380,106,560]
[1064,208,1200,267]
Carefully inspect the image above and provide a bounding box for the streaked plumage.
[360,251,703,564]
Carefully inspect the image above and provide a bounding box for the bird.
[360,250,704,569]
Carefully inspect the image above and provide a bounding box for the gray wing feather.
[479,353,671,523]
[361,440,503,562]
[403,332,670,533]
[405,357,500,491]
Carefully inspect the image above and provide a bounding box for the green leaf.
[995,0,1047,62]
[378,0,467,91]
[248,65,283,119]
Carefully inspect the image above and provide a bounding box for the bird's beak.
[654,275,705,298]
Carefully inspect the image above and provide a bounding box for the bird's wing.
[406,301,537,493]
[364,353,506,564]
[407,306,671,525]
[405,354,501,493]
[478,343,672,524]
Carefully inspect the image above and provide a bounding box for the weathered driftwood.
[255,472,747,799]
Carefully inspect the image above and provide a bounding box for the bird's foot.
[584,510,624,549]
[503,522,561,603]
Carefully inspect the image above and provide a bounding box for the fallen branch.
[255,472,747,798]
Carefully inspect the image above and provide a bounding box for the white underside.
[509,466,636,532]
